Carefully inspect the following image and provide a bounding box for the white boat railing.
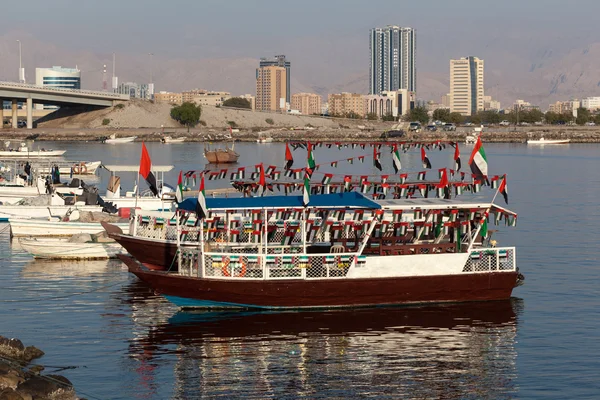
[463,247,516,273]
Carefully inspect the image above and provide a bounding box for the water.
[1,141,600,399]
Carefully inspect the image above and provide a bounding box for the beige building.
[450,56,484,116]
[441,93,452,108]
[365,89,416,118]
[256,66,287,112]
[483,95,501,111]
[328,93,366,117]
[291,93,322,115]
[154,91,183,104]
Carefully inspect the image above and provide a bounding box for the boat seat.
[330,245,345,253]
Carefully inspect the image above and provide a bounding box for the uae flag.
[454,142,461,171]
[307,141,316,169]
[139,142,159,196]
[321,173,333,185]
[373,147,382,171]
[436,168,450,199]
[175,170,184,203]
[284,142,294,170]
[257,163,266,197]
[344,175,352,192]
[196,173,208,220]
[469,136,488,180]
[303,168,312,207]
[392,144,402,173]
[421,148,432,169]
[498,174,509,204]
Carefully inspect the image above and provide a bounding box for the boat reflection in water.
[19,258,125,280]
[128,299,523,399]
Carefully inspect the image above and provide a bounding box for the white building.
[365,89,416,118]
[369,25,416,95]
[450,56,484,116]
[116,82,151,100]
[581,97,600,111]
[35,66,81,109]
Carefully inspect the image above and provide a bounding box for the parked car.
[381,130,405,139]
[426,124,437,132]
[585,121,596,126]
[534,121,544,126]
[464,122,474,126]
[17,120,26,128]
[408,122,422,132]
[499,120,510,126]
[442,123,456,131]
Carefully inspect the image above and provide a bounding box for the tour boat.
[0,176,84,205]
[18,237,123,259]
[117,192,522,309]
[527,137,570,145]
[204,143,239,164]
[104,134,137,144]
[10,218,130,237]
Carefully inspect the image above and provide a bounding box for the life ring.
[221,257,247,277]
[72,162,88,174]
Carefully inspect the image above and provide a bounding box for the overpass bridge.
[0,81,130,129]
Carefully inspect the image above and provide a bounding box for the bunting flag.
[436,168,450,199]
[303,169,312,206]
[392,144,402,173]
[421,148,432,169]
[469,136,488,180]
[175,170,184,203]
[348,158,354,164]
[454,143,461,171]
[322,173,333,185]
[330,161,338,168]
[344,175,352,192]
[285,142,294,170]
[373,147,382,171]
[196,173,208,220]
[417,171,426,181]
[307,142,316,170]
[498,174,509,204]
[139,142,159,196]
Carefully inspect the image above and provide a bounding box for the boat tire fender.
[72,162,87,174]
[221,257,247,277]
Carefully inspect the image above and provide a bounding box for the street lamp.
[16,40,25,83]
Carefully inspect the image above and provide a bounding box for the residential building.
[426,101,448,113]
[328,93,365,117]
[35,66,81,109]
[116,82,151,100]
[549,100,580,115]
[365,89,415,118]
[259,55,291,103]
[513,99,539,111]
[153,91,183,105]
[441,93,452,108]
[483,95,501,111]
[256,66,287,112]
[239,94,256,110]
[450,56,484,116]
[291,93,322,115]
[369,25,416,95]
[182,90,230,107]
[581,97,600,111]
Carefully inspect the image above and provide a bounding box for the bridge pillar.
[11,100,18,129]
[0,102,4,128]
[26,98,33,129]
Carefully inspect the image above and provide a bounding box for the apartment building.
[256,66,287,112]
[291,93,322,115]
[328,93,365,117]
[450,56,484,116]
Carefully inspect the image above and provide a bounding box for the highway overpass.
[0,81,130,129]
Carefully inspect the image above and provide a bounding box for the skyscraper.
[256,65,287,112]
[450,56,484,116]
[369,25,416,95]
[259,55,291,103]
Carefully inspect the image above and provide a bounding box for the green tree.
[448,112,464,125]
[544,111,560,125]
[222,97,252,109]
[432,108,451,122]
[469,114,482,125]
[404,106,429,125]
[478,110,501,125]
[594,114,600,125]
[345,111,362,119]
[382,113,396,122]
[366,112,378,121]
[170,102,202,132]
[576,107,591,125]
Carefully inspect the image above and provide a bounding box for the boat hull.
[204,149,239,164]
[527,139,570,144]
[19,238,123,259]
[0,205,102,222]
[10,220,130,237]
[0,150,66,157]
[119,255,519,309]
[105,136,137,144]
[106,231,183,270]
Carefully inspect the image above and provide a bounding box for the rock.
[26,366,44,376]
[0,388,25,400]
[0,337,25,361]
[16,375,76,400]
[22,347,44,364]
[0,363,25,390]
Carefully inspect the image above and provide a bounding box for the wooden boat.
[527,137,570,145]
[104,134,137,144]
[18,237,123,259]
[162,136,186,144]
[116,192,523,309]
[203,143,239,164]
[10,218,130,237]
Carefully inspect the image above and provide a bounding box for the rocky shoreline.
[0,335,77,400]
[1,126,600,143]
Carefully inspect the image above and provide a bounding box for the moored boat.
[117,192,522,309]
[10,218,129,237]
[104,134,137,144]
[0,143,66,158]
[204,143,239,164]
[162,136,186,144]
[527,137,570,145]
[18,237,123,259]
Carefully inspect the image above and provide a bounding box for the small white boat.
[465,135,476,144]
[0,203,102,222]
[0,142,66,158]
[162,136,186,144]
[37,161,101,175]
[105,134,137,144]
[527,137,571,145]
[9,219,130,237]
[18,237,123,259]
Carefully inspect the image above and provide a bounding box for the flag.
[358,155,365,163]
[330,161,338,168]
[175,170,184,203]
[373,147,382,171]
[303,169,312,206]
[417,171,426,181]
[392,144,402,173]
[421,148,432,169]
[307,142,316,169]
[257,163,266,196]
[344,175,352,192]
[284,142,294,170]
[454,142,461,171]
[469,136,488,180]
[480,214,489,238]
[498,174,509,204]
[196,173,208,220]
[436,168,450,199]
[139,142,159,196]
[321,173,333,185]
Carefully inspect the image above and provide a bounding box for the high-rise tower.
[450,56,484,116]
[369,25,416,95]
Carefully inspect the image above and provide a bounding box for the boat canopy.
[101,165,174,173]
[178,192,381,212]
[375,198,517,216]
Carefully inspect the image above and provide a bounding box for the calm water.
[1,141,600,399]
